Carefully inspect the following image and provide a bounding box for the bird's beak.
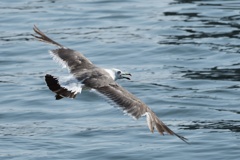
[122,72,132,80]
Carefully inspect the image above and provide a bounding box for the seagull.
[32,25,188,143]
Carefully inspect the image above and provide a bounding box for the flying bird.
[32,25,188,143]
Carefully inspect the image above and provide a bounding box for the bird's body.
[32,25,188,143]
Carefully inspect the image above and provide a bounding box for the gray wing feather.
[96,84,147,119]
[94,83,188,143]
[50,48,95,75]
[32,25,95,76]
[32,25,64,48]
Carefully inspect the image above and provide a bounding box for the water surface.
[0,0,240,159]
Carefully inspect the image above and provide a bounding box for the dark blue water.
[0,0,240,159]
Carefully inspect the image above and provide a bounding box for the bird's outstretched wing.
[32,25,96,76]
[89,81,188,143]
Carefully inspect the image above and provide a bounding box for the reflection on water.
[182,67,240,81]
[181,120,240,133]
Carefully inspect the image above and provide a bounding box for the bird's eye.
[117,71,121,74]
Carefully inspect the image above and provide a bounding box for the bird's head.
[105,68,132,81]
[113,68,132,80]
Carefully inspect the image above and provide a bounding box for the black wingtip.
[174,133,189,144]
[45,74,61,92]
[55,94,64,100]
[45,74,78,99]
